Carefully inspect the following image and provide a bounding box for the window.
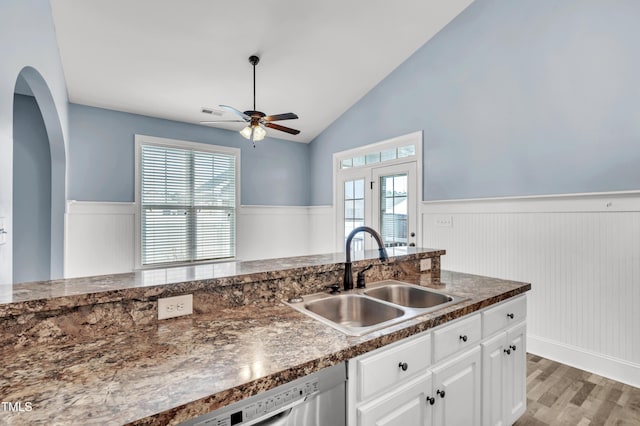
[339,144,416,169]
[135,136,239,267]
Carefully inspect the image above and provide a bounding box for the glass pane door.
[337,169,371,254]
[344,178,366,251]
[380,173,408,247]
[373,162,417,248]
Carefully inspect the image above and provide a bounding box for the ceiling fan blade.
[263,112,299,122]
[219,105,250,121]
[265,122,301,135]
[200,120,247,124]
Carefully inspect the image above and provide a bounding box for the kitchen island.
[0,249,530,425]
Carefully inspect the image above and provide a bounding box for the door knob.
[410,232,415,237]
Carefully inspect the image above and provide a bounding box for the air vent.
[201,107,223,116]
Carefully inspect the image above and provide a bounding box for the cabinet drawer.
[357,332,431,401]
[433,313,481,362]
[482,295,526,338]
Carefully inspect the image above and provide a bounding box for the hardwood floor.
[515,354,640,425]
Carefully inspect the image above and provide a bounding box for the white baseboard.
[528,334,640,388]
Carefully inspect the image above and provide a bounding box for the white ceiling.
[50,0,473,143]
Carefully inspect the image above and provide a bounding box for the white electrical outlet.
[420,258,432,271]
[435,215,453,227]
[158,294,193,320]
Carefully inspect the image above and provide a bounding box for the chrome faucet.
[343,226,389,291]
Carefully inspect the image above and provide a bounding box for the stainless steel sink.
[284,280,465,336]
[365,284,453,308]
[305,294,404,328]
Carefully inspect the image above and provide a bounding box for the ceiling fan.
[200,55,300,146]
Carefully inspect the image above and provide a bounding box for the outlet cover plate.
[435,215,453,227]
[158,294,193,320]
[420,258,432,271]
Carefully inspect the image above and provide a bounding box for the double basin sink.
[285,280,464,336]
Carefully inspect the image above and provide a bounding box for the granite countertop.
[0,247,444,317]
[0,270,530,425]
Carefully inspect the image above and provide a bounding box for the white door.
[481,333,508,426]
[337,169,372,253]
[505,323,527,424]
[372,162,418,249]
[358,373,433,426]
[432,347,481,426]
[337,161,419,253]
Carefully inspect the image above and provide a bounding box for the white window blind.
[140,144,236,265]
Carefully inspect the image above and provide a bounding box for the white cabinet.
[481,333,507,426]
[481,300,527,426]
[356,333,432,401]
[504,322,526,424]
[433,314,481,363]
[348,295,527,426]
[432,346,482,426]
[358,373,433,426]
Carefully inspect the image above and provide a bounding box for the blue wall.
[1,0,69,283]
[13,94,51,283]
[309,0,640,204]
[68,104,310,206]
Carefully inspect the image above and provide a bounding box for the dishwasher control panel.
[195,378,319,426]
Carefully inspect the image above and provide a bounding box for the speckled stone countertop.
[0,269,530,425]
[0,247,443,317]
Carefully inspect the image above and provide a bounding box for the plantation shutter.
[141,144,236,265]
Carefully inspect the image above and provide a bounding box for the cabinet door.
[358,372,433,426]
[505,322,526,424]
[432,346,481,426]
[481,333,508,426]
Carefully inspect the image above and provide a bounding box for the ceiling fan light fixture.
[240,125,253,140]
[253,125,266,141]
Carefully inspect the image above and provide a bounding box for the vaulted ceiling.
[50,0,473,142]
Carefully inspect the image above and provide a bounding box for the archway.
[13,67,66,282]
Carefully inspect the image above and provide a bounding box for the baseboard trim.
[527,334,640,388]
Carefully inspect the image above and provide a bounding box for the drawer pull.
[437,389,445,398]
[510,345,517,352]
[507,313,515,319]
[426,396,435,405]
[398,362,408,371]
[459,335,468,342]
[504,348,511,355]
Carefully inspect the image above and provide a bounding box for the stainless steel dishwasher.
[180,363,346,426]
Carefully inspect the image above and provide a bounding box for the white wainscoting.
[308,206,335,256]
[236,205,329,261]
[64,202,336,278]
[64,201,136,278]
[421,191,640,387]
